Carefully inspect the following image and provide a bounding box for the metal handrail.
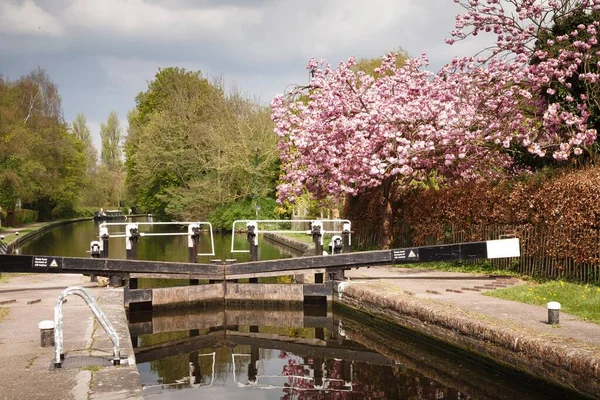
[99,221,216,257]
[54,286,120,368]
[230,219,351,254]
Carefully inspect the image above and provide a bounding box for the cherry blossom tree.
[272,0,600,248]
[449,0,600,159]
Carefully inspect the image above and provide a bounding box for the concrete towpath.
[345,266,600,348]
[0,274,142,400]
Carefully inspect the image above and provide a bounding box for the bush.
[209,197,279,231]
[346,166,600,263]
[51,201,76,220]
[14,209,38,225]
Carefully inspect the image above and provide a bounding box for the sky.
[0,0,489,151]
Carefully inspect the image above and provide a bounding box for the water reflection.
[131,306,586,400]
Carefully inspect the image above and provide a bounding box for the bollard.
[547,301,561,325]
[14,232,19,255]
[39,320,55,347]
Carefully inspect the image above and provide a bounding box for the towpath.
[345,266,600,347]
[0,273,141,400]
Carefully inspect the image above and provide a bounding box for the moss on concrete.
[0,308,9,323]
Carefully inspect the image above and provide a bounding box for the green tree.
[99,111,124,208]
[125,67,279,223]
[0,69,85,220]
[100,111,123,170]
[71,113,97,174]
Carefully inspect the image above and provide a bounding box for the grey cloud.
[1,0,479,148]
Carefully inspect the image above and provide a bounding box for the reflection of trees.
[278,351,469,400]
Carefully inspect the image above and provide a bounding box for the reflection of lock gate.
[232,353,353,392]
[142,352,216,395]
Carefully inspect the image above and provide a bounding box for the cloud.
[0,0,64,36]
[1,0,495,143]
[62,0,262,41]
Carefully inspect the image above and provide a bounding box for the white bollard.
[39,320,55,347]
[547,301,561,325]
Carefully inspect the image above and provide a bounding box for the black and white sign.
[391,248,420,263]
[32,257,61,269]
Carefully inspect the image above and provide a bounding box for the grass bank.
[0,227,37,244]
[398,260,522,277]
[485,281,600,324]
[397,260,600,324]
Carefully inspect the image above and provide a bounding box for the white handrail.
[230,219,351,254]
[98,221,216,257]
[54,286,120,368]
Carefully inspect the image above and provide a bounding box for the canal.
[21,219,590,399]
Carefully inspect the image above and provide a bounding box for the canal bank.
[0,274,141,400]
[2,218,92,254]
[339,266,600,398]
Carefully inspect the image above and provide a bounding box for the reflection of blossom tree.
[278,351,470,400]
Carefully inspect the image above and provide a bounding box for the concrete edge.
[336,282,600,398]
[263,232,313,254]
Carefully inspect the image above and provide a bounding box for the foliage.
[125,67,279,220]
[450,0,600,161]
[486,281,600,324]
[346,166,600,283]
[350,50,408,76]
[0,68,86,218]
[209,197,279,231]
[96,111,125,208]
[71,113,97,175]
[12,209,38,225]
[100,111,123,170]
[272,51,593,201]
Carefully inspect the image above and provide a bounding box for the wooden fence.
[352,220,600,284]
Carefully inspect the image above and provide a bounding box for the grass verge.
[1,228,36,244]
[396,260,522,277]
[485,280,600,324]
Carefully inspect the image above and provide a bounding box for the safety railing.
[230,219,351,254]
[54,286,120,368]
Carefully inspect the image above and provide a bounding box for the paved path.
[346,266,600,348]
[0,274,141,400]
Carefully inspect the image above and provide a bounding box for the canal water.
[21,219,590,399]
